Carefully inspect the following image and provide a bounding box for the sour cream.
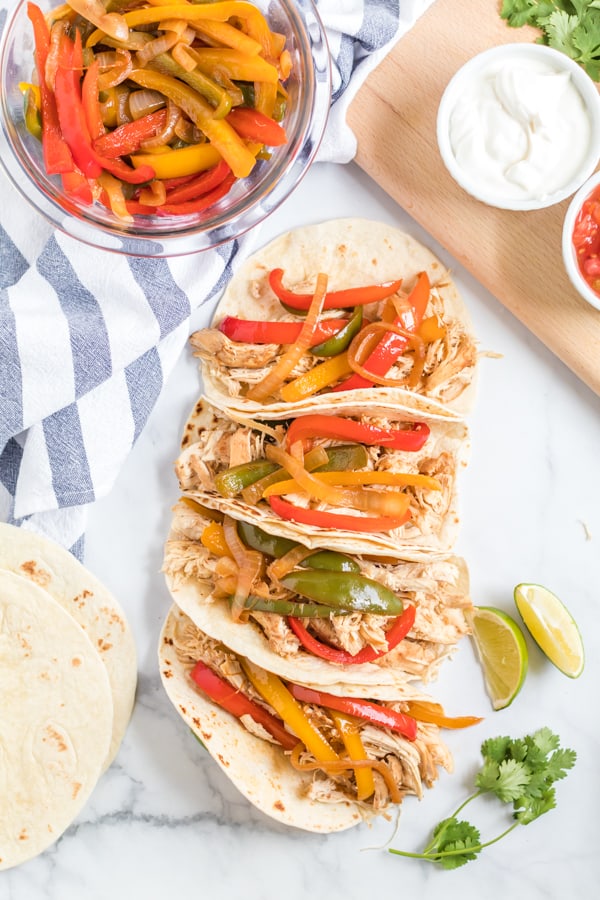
[448,58,592,202]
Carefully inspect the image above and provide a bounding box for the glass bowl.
[436,43,600,212]
[0,0,331,257]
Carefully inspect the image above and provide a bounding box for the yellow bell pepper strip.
[191,19,263,56]
[404,701,483,730]
[98,170,133,222]
[191,48,279,85]
[262,470,442,498]
[240,659,339,762]
[330,711,375,801]
[253,81,278,118]
[20,82,42,139]
[200,521,234,558]
[190,660,299,751]
[264,444,413,519]
[131,142,222,179]
[246,274,329,402]
[128,68,256,177]
[88,3,276,51]
[279,352,353,403]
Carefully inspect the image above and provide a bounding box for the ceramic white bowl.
[437,43,600,211]
[562,170,600,312]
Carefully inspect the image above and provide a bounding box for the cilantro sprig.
[389,728,576,870]
[501,0,600,80]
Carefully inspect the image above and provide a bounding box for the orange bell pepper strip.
[227,107,287,146]
[261,471,442,498]
[200,522,234,558]
[404,701,483,729]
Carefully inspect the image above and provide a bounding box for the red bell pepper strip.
[93,110,169,158]
[190,660,298,751]
[61,170,93,205]
[218,316,351,346]
[153,172,236,216]
[27,2,73,174]
[285,415,430,452]
[287,682,418,741]
[226,107,287,146]
[94,152,155,185]
[269,268,404,311]
[164,160,231,203]
[54,31,103,179]
[288,603,416,666]
[267,495,411,533]
[335,270,431,392]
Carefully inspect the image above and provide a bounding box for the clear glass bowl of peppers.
[0,0,331,256]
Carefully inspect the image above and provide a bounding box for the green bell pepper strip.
[149,54,232,118]
[280,571,404,616]
[309,308,363,357]
[300,551,360,573]
[127,68,256,178]
[216,443,369,498]
[237,521,298,558]
[215,459,280,497]
[239,596,347,617]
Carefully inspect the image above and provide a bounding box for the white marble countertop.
[5,161,600,900]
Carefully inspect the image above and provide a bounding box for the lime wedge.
[514,583,584,679]
[466,606,528,710]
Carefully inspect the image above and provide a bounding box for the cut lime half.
[466,606,528,710]
[514,583,584,679]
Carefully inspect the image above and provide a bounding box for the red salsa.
[572,185,600,294]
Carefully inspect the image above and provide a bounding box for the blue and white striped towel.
[0,0,430,556]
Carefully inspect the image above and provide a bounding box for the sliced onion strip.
[97,48,133,91]
[140,97,181,148]
[347,322,426,387]
[222,516,263,622]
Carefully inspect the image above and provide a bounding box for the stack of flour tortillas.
[0,524,137,871]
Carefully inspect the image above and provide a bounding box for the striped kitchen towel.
[0,0,431,556]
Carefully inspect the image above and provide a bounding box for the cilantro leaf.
[429,819,482,870]
[500,0,600,78]
[389,728,576,870]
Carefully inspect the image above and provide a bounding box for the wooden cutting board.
[348,0,600,396]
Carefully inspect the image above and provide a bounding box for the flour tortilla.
[164,500,471,696]
[194,218,478,420]
[0,570,113,871]
[176,400,469,561]
[159,606,448,832]
[0,524,137,768]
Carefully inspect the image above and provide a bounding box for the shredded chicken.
[191,329,280,369]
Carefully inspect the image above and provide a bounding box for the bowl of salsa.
[563,170,600,311]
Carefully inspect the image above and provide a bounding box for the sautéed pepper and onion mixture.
[23,0,291,219]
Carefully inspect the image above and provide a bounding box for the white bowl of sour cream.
[437,43,600,211]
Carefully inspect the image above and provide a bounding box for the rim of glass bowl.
[0,0,332,257]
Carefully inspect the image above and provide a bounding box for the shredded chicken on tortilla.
[172,615,452,811]
[163,501,471,681]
